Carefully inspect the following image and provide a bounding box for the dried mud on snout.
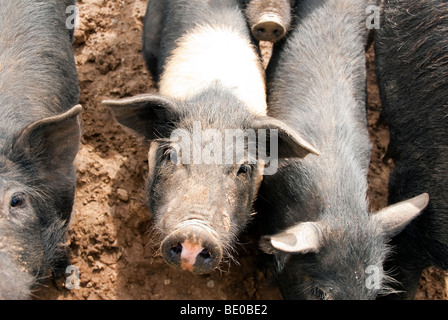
[34,0,447,300]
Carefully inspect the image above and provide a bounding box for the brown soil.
[35,0,447,300]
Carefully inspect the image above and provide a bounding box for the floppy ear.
[372,193,429,238]
[102,94,178,139]
[252,116,319,159]
[260,221,323,254]
[13,104,82,173]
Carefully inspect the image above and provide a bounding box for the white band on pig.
[159,24,267,116]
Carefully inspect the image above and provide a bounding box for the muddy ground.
[35,0,447,300]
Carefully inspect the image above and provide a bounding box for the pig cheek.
[149,167,184,228]
[252,160,265,196]
[220,207,232,234]
[155,197,182,237]
[146,142,159,189]
[225,187,250,232]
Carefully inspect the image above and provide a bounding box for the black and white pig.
[141,0,293,82]
[374,0,448,299]
[103,0,318,274]
[243,0,294,43]
[256,0,429,299]
[0,0,82,299]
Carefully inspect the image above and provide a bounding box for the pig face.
[260,193,429,299]
[104,88,319,273]
[265,220,390,300]
[0,177,44,299]
[0,105,81,299]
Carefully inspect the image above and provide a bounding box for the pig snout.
[245,0,292,42]
[252,18,286,42]
[161,225,223,274]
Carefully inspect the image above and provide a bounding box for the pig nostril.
[199,248,211,261]
[161,230,223,273]
[170,243,182,255]
[273,29,280,37]
[257,27,266,35]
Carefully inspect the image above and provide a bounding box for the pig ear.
[372,193,429,238]
[260,222,323,254]
[14,104,82,171]
[252,116,320,159]
[102,94,178,139]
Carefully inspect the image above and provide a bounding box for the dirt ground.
[35,0,447,300]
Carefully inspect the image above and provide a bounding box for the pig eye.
[10,193,26,208]
[237,163,251,175]
[169,149,179,165]
[311,287,328,300]
[161,147,180,165]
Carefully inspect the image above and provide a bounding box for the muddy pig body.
[104,0,318,274]
[256,0,428,299]
[0,0,82,299]
[374,0,448,299]
[243,0,293,42]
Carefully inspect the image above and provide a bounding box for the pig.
[0,0,82,299]
[142,0,292,83]
[374,0,448,299]
[256,0,428,299]
[103,0,319,274]
[243,0,293,43]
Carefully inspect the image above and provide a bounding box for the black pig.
[0,0,81,299]
[256,0,428,299]
[374,0,448,299]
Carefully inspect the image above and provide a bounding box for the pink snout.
[252,20,286,42]
[161,226,223,274]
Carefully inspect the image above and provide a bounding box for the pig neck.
[267,0,371,224]
[158,1,267,116]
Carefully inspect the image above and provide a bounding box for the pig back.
[0,0,79,137]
